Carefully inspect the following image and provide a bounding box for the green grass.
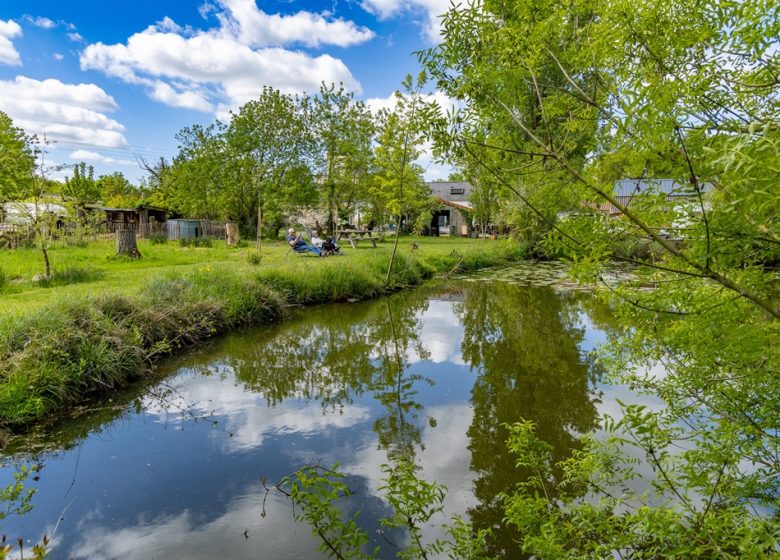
[0,236,529,427]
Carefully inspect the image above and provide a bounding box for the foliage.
[245,251,262,265]
[313,83,376,233]
[369,74,432,230]
[371,74,437,283]
[280,465,375,560]
[0,462,47,559]
[279,460,484,560]
[148,231,168,244]
[178,237,213,248]
[0,111,35,206]
[61,162,99,212]
[0,113,63,277]
[416,0,780,554]
[166,122,228,221]
[226,87,318,244]
[96,172,146,208]
[35,265,105,287]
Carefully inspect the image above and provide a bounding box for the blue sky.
[0,0,451,183]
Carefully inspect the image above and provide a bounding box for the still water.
[0,265,634,558]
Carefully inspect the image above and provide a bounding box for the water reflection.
[456,283,602,555]
[0,270,619,559]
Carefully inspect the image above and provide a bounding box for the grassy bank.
[0,238,527,428]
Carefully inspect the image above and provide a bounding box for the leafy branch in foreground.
[416,0,779,554]
[273,461,490,560]
[502,419,779,559]
[0,463,49,559]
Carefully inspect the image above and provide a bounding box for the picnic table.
[336,229,383,249]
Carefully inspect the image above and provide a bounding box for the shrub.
[178,237,213,248]
[246,252,262,265]
[148,232,168,244]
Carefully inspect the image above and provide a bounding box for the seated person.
[286,228,322,256]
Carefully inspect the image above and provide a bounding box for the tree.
[61,161,99,218]
[97,172,144,208]
[371,74,433,282]
[3,132,63,278]
[312,83,375,234]
[0,111,35,213]
[167,122,228,221]
[226,87,317,251]
[418,0,780,554]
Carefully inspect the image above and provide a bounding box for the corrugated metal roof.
[614,179,713,196]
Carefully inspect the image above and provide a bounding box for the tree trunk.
[386,214,402,284]
[116,227,141,259]
[255,205,263,255]
[226,222,240,246]
[40,239,51,278]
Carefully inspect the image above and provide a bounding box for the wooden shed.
[102,205,167,236]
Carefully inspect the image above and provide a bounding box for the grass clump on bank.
[36,265,105,287]
[0,238,528,428]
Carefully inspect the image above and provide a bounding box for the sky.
[0,0,453,183]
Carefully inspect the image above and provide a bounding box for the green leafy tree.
[226,87,317,250]
[61,161,99,217]
[313,83,375,233]
[167,122,229,221]
[0,111,35,212]
[96,172,144,208]
[371,74,433,282]
[0,123,62,277]
[419,0,780,554]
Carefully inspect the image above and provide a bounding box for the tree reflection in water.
[218,290,432,464]
[456,282,602,556]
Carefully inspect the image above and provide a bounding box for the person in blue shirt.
[286,228,322,256]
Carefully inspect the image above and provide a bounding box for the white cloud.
[68,492,322,560]
[143,371,370,452]
[25,15,56,29]
[0,76,128,148]
[0,19,22,66]
[68,32,83,42]
[365,89,458,115]
[151,81,214,112]
[54,52,64,61]
[343,403,477,543]
[79,3,367,115]
[361,0,450,43]
[69,149,135,167]
[215,0,375,48]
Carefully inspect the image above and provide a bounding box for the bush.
[246,251,262,265]
[148,232,168,245]
[178,237,213,248]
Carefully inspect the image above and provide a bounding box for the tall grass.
[0,266,7,292]
[36,265,105,287]
[0,240,528,428]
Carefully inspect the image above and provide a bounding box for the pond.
[0,263,640,559]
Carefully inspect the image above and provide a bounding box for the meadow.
[0,236,528,427]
